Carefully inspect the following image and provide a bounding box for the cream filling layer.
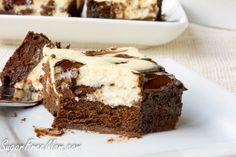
[76,65,142,107]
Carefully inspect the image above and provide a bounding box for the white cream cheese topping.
[43,46,158,107]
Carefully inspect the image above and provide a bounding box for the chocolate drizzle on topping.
[144,74,172,90]
[110,47,117,50]
[55,60,73,71]
[55,60,84,72]
[55,42,71,49]
[114,54,135,58]
[141,58,158,64]
[114,61,128,64]
[84,48,128,56]
[55,42,62,48]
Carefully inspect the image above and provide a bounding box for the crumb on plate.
[33,126,64,138]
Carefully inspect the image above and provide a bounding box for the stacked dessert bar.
[0,32,185,137]
[42,45,185,137]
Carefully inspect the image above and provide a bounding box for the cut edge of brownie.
[42,60,61,116]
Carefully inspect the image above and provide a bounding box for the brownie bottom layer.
[52,98,142,137]
[50,83,183,137]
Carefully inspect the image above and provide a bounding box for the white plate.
[0,0,188,45]
[0,57,236,157]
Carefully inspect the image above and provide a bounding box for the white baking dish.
[0,0,188,45]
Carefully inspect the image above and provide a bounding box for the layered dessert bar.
[87,0,162,21]
[42,46,185,137]
[0,32,53,101]
[0,0,82,16]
